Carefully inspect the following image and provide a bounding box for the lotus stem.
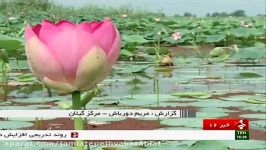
[45,85,52,97]
[191,40,212,64]
[1,61,8,101]
[72,91,85,150]
[155,72,160,107]
[130,72,134,99]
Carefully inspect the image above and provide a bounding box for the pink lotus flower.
[24,19,120,93]
[171,32,182,40]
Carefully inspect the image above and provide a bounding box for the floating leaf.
[245,98,266,104]
[160,118,203,128]
[8,117,55,121]
[88,118,125,124]
[221,95,251,101]
[199,107,236,113]
[146,47,170,55]
[0,49,9,63]
[172,92,212,99]
[196,112,228,118]
[180,100,248,108]
[188,141,229,150]
[118,64,150,73]
[233,47,265,60]
[0,34,22,51]
[235,72,263,79]
[254,42,266,48]
[239,114,266,120]
[209,47,227,57]
[57,102,72,110]
[242,105,266,112]
[0,121,33,129]
[205,34,226,43]
[0,106,38,110]
[250,120,266,130]
[121,49,134,57]
[122,35,148,44]
[221,140,266,150]
[16,73,35,82]
[12,97,63,104]
[231,28,263,37]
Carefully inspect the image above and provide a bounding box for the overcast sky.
[52,0,266,16]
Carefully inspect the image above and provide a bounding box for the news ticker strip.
[0,130,248,140]
[0,110,196,118]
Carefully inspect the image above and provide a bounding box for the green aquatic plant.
[0,49,9,101]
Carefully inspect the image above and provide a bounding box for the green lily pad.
[122,35,148,44]
[119,99,156,107]
[172,92,212,99]
[199,107,236,113]
[0,49,9,63]
[241,105,266,112]
[16,73,36,82]
[0,106,38,110]
[0,101,13,106]
[245,98,266,104]
[250,120,266,130]
[57,101,72,110]
[210,47,227,57]
[124,94,176,101]
[220,95,250,101]
[0,121,33,129]
[221,95,266,104]
[205,34,226,43]
[12,97,64,104]
[121,49,134,57]
[118,64,151,73]
[7,117,55,121]
[188,141,229,150]
[146,47,170,55]
[104,78,131,82]
[254,42,266,48]
[231,28,263,37]
[88,117,125,123]
[118,94,182,107]
[233,47,265,60]
[239,114,266,120]
[158,127,201,130]
[177,100,248,108]
[235,72,263,79]
[221,140,266,150]
[160,118,203,128]
[196,112,228,118]
[36,104,55,109]
[0,34,22,51]
[9,59,29,70]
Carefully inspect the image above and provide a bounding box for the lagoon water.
[52,0,265,16]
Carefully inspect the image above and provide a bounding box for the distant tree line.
[207,10,246,17]
[174,10,263,17]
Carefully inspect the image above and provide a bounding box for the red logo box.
[203,119,249,130]
[71,132,79,138]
